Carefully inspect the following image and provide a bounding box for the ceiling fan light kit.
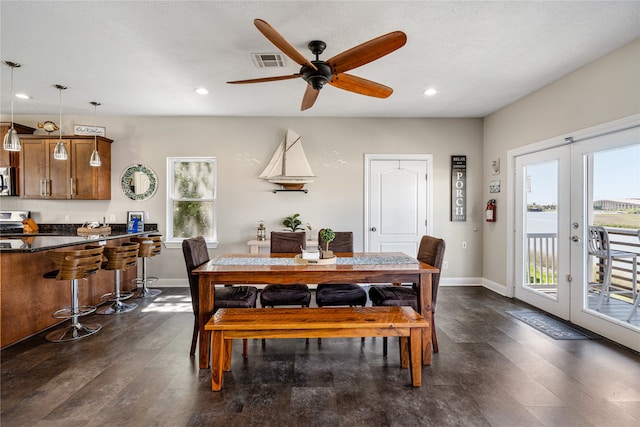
[228,19,407,111]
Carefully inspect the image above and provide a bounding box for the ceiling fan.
[227,19,407,111]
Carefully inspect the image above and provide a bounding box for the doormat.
[506,310,590,340]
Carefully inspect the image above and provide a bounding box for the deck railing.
[526,233,558,287]
[525,229,640,296]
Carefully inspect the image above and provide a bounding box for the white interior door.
[365,155,432,257]
[514,146,572,319]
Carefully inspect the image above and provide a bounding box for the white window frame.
[165,157,218,249]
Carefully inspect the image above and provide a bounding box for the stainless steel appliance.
[0,167,17,196]
[0,210,30,234]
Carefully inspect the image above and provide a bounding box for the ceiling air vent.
[252,53,287,68]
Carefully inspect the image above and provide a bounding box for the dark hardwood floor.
[2,286,639,426]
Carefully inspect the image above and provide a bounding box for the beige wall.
[483,38,640,293]
[7,38,636,288]
[3,116,484,284]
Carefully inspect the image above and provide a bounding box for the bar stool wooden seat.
[43,245,105,342]
[130,235,163,298]
[95,242,140,315]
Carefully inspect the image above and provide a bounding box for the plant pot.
[321,249,334,259]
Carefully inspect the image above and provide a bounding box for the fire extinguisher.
[486,199,496,222]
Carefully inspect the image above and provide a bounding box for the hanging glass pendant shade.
[3,61,22,152]
[53,84,68,160]
[89,101,101,167]
[89,148,101,167]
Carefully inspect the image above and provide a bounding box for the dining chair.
[587,226,637,311]
[368,234,445,355]
[182,236,258,357]
[315,230,367,307]
[259,232,312,307]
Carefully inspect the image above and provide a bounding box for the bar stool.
[43,246,105,342]
[95,242,140,315]
[130,235,163,298]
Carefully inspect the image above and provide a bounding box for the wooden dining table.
[193,252,439,369]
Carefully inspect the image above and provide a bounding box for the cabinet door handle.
[47,180,51,197]
[40,179,45,197]
[70,178,74,196]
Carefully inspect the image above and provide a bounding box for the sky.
[526,143,640,206]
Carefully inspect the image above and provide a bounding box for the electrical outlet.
[108,214,116,223]
[443,261,449,269]
[144,211,149,220]
[462,241,467,249]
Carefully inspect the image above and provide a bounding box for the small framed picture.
[127,211,145,233]
[489,179,501,193]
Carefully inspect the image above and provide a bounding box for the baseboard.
[482,278,510,297]
[155,278,188,287]
[440,277,483,287]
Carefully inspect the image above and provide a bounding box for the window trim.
[165,156,218,249]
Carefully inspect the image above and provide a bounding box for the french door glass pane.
[524,161,559,299]
[586,144,640,322]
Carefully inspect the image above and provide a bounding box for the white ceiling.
[1,1,639,118]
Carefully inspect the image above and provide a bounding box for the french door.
[513,120,640,351]
[514,146,572,319]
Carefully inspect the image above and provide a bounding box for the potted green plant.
[319,228,335,259]
[282,213,304,232]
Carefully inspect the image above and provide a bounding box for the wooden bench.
[205,306,429,391]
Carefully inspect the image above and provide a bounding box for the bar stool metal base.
[45,321,102,342]
[52,305,96,318]
[97,300,138,315]
[100,290,134,301]
[133,256,162,299]
[136,286,162,298]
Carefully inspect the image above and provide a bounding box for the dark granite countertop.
[0,223,159,253]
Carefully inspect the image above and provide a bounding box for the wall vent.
[252,53,287,68]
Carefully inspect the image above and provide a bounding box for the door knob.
[571,235,580,242]
[371,227,377,232]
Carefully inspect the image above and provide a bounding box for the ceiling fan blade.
[327,31,407,74]
[227,74,301,84]
[254,19,317,70]
[329,73,393,98]
[301,85,320,111]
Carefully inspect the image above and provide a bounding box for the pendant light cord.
[10,66,14,126]
[59,87,62,142]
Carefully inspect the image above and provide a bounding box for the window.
[166,157,217,248]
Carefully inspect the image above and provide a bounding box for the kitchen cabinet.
[19,135,112,199]
[0,123,36,196]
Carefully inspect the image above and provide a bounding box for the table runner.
[213,254,418,266]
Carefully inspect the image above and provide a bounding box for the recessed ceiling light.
[424,88,437,96]
[195,88,209,95]
[15,93,31,99]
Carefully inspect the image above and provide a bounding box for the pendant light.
[3,61,22,152]
[89,101,101,167]
[53,84,68,160]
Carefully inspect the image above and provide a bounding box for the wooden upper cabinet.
[70,138,111,199]
[20,135,112,200]
[0,122,36,173]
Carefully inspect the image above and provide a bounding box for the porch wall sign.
[451,155,467,222]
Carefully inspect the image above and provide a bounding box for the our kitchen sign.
[450,155,466,222]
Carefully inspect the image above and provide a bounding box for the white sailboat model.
[259,129,315,190]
